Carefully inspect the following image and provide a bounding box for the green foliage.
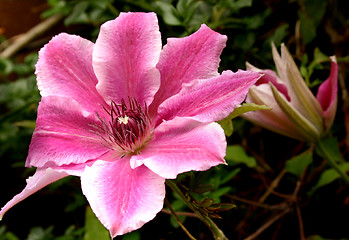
[309,163,349,195]
[43,0,117,26]
[225,145,257,168]
[0,226,19,240]
[218,103,271,136]
[285,151,313,177]
[84,206,110,240]
[122,231,141,240]
[315,138,345,164]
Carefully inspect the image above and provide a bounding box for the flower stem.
[316,140,349,184]
[164,198,197,240]
[166,179,228,240]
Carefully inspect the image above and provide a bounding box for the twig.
[164,198,197,240]
[0,14,64,58]
[244,209,290,240]
[259,169,286,203]
[161,209,200,218]
[166,179,228,240]
[226,194,287,211]
[291,180,306,240]
[295,204,305,240]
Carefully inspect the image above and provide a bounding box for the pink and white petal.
[81,158,165,237]
[0,168,69,220]
[131,117,226,179]
[156,70,261,123]
[316,57,338,130]
[26,96,110,168]
[36,33,106,112]
[243,84,306,140]
[278,44,324,130]
[94,12,161,105]
[150,24,227,115]
[246,62,289,100]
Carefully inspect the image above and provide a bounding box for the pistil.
[91,97,153,155]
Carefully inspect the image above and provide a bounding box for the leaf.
[122,231,141,240]
[304,0,327,25]
[83,206,110,240]
[27,226,54,240]
[192,183,215,194]
[64,1,89,25]
[228,103,271,120]
[225,145,257,168]
[218,103,271,136]
[299,11,316,44]
[308,163,349,195]
[313,48,329,64]
[266,24,289,47]
[13,120,36,129]
[177,0,202,24]
[226,0,253,12]
[285,151,313,177]
[315,138,345,163]
[220,168,240,185]
[155,1,182,26]
[200,198,214,208]
[218,117,234,136]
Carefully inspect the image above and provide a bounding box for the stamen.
[91,97,153,154]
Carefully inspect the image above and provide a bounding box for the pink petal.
[246,62,289,100]
[150,24,227,115]
[316,57,338,130]
[243,84,306,140]
[81,158,165,237]
[26,96,110,168]
[131,117,226,179]
[36,33,107,112]
[156,70,261,123]
[0,168,69,220]
[93,12,161,105]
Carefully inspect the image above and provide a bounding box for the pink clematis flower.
[0,12,260,237]
[243,43,338,142]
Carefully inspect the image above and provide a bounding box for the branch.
[0,14,64,58]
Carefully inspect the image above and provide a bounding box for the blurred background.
[1,0,349,239]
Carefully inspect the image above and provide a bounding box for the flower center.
[91,97,153,155]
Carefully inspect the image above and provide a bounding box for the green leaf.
[84,206,110,240]
[313,48,329,64]
[220,168,240,185]
[285,151,313,177]
[218,117,234,136]
[177,0,202,24]
[227,103,271,120]
[0,226,19,240]
[0,58,14,75]
[155,1,182,26]
[27,226,54,240]
[122,231,141,240]
[13,120,36,129]
[218,103,271,136]
[308,163,349,195]
[304,0,327,25]
[266,24,289,47]
[225,145,257,168]
[299,11,316,44]
[64,1,89,25]
[227,0,252,12]
[315,138,345,163]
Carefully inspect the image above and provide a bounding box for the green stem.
[166,180,228,240]
[316,140,349,184]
